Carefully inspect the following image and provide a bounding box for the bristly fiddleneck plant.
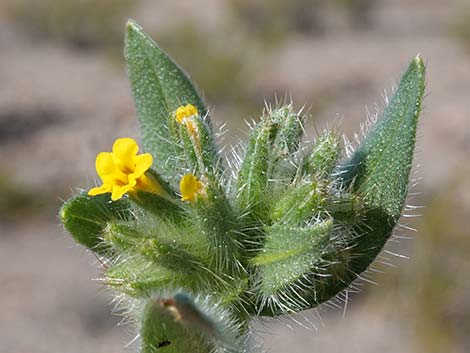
[60,20,425,353]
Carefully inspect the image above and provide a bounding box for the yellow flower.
[179,174,205,202]
[175,104,198,123]
[175,104,198,136]
[88,138,160,201]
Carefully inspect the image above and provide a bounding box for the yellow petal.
[134,153,153,177]
[185,118,198,136]
[111,184,131,201]
[175,104,198,124]
[88,184,112,196]
[180,174,204,202]
[113,138,139,160]
[95,152,127,185]
[136,174,164,196]
[126,173,138,189]
[112,137,139,173]
[95,152,116,177]
[89,137,159,201]
[185,104,198,117]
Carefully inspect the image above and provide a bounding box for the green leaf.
[176,115,221,176]
[103,219,232,291]
[194,184,242,275]
[270,104,304,158]
[269,181,325,224]
[303,130,341,179]
[338,55,425,219]
[237,120,272,218]
[252,220,333,296]
[255,56,426,314]
[59,192,132,255]
[105,256,174,297]
[125,20,208,179]
[237,105,305,221]
[102,221,141,251]
[133,191,185,223]
[300,208,398,309]
[291,56,427,311]
[140,292,243,353]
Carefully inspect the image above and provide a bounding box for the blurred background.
[0,0,469,352]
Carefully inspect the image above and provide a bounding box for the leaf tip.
[59,202,68,224]
[411,54,426,78]
[413,53,424,66]
[125,18,140,32]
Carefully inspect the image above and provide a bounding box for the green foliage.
[60,22,426,353]
[251,220,333,297]
[125,21,208,181]
[303,131,340,178]
[139,292,244,353]
[338,56,425,219]
[60,192,132,255]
